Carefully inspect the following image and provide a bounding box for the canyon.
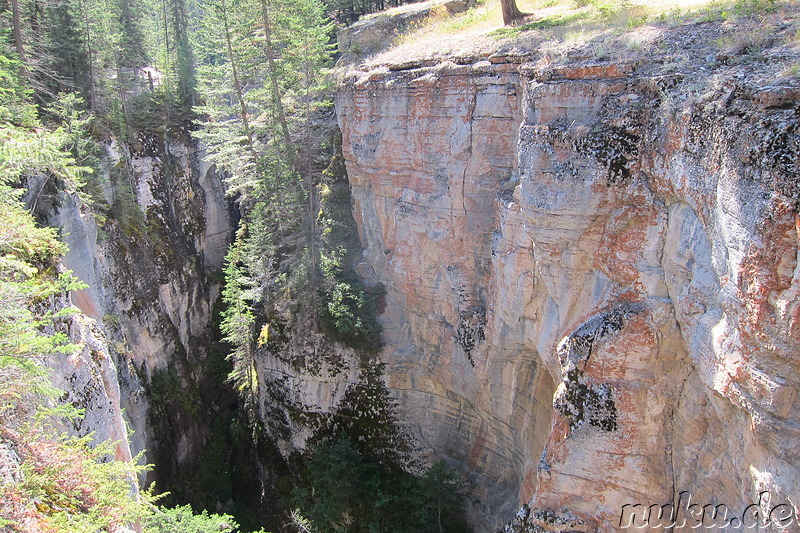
[42,136,234,494]
[39,5,800,532]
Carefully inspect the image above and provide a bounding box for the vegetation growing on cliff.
[203,0,385,407]
[0,43,269,533]
[0,55,87,427]
[296,439,468,533]
[293,363,470,533]
[2,0,407,526]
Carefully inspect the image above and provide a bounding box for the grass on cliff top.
[355,0,797,67]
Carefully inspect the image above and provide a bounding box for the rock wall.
[337,19,800,532]
[338,59,556,527]
[49,301,136,466]
[43,135,232,487]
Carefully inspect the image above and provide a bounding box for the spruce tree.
[193,0,336,379]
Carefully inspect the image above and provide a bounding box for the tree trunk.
[82,0,96,110]
[304,51,318,328]
[500,0,524,25]
[162,0,170,122]
[221,0,258,165]
[11,0,27,71]
[171,0,195,106]
[11,0,25,64]
[259,0,294,162]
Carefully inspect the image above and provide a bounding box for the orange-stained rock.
[337,23,800,532]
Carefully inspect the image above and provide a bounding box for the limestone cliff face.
[43,136,231,485]
[337,19,800,531]
[338,60,554,526]
[49,299,136,466]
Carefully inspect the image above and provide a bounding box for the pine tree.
[193,0,260,193]
[10,0,27,68]
[170,0,196,106]
[500,0,525,25]
[193,0,336,374]
[0,50,252,532]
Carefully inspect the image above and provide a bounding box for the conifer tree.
[11,0,26,68]
[0,49,255,532]
[194,0,336,378]
[171,0,196,106]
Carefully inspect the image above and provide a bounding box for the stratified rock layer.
[45,137,231,486]
[337,19,800,532]
[339,61,555,525]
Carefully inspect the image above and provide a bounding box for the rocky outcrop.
[49,302,136,466]
[338,58,555,527]
[337,17,800,531]
[42,136,232,488]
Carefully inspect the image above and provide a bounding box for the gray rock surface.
[337,17,800,531]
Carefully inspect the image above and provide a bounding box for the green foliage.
[317,179,384,351]
[118,0,149,69]
[444,2,492,33]
[47,93,101,177]
[0,423,256,533]
[184,415,234,508]
[311,362,408,462]
[4,0,190,145]
[323,0,419,25]
[75,0,126,107]
[318,135,384,353]
[0,55,96,222]
[40,1,90,98]
[697,0,778,21]
[128,90,172,134]
[316,143,383,353]
[0,123,90,189]
[201,0,383,390]
[0,51,136,533]
[0,54,36,127]
[219,233,258,396]
[146,504,242,533]
[0,57,89,423]
[192,0,336,192]
[0,50,270,533]
[295,438,469,533]
[0,218,83,421]
[109,171,147,237]
[318,251,384,352]
[1,429,147,532]
[581,0,624,15]
[0,185,66,261]
[149,363,202,418]
[489,11,588,37]
[731,0,777,16]
[294,363,470,532]
[294,438,381,532]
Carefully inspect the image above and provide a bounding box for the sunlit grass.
[444,0,494,32]
[354,0,796,66]
[489,11,588,37]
